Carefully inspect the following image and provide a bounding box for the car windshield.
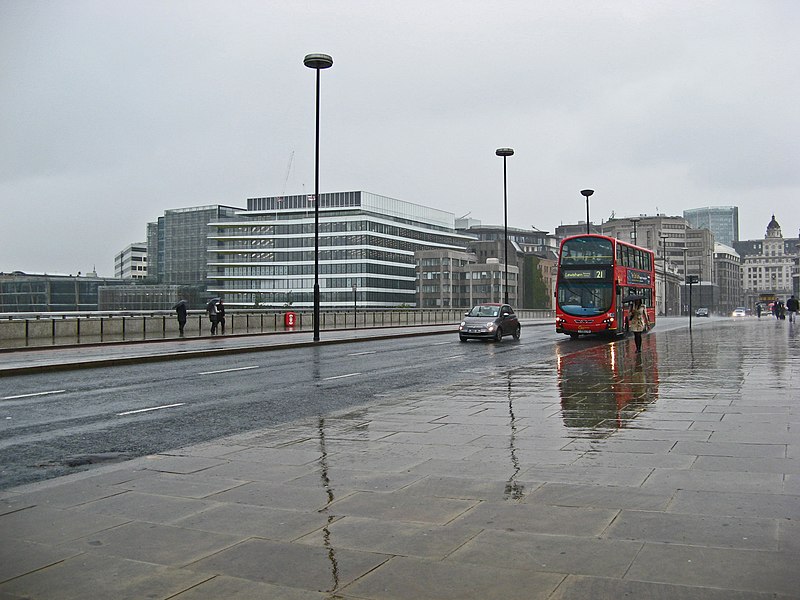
[468,305,500,318]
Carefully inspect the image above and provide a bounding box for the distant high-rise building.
[683,206,739,246]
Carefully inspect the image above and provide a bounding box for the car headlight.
[487,323,496,331]
[459,322,465,330]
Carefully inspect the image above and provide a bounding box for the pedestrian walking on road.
[206,299,219,335]
[757,303,762,319]
[629,298,650,353]
[216,299,226,335]
[787,295,799,323]
[174,300,188,337]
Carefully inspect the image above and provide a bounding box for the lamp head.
[495,148,514,157]
[580,189,594,199]
[304,53,333,69]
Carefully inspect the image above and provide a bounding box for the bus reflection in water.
[557,338,659,437]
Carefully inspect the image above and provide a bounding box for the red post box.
[284,311,297,328]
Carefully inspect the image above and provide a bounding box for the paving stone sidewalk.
[1,319,798,599]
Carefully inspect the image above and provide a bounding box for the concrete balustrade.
[0,309,555,348]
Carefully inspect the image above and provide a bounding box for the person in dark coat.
[175,301,188,337]
[207,300,219,335]
[787,295,799,323]
[216,299,226,335]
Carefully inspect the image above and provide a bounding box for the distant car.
[732,307,747,317]
[459,303,521,342]
[695,307,709,317]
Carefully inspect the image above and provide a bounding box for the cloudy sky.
[2,0,798,276]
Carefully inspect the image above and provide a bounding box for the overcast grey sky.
[2,0,798,276]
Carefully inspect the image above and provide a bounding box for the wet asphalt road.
[0,318,694,490]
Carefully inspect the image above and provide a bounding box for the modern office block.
[207,191,473,308]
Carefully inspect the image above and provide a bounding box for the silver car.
[459,303,521,342]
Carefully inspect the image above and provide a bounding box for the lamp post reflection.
[504,374,524,500]
[317,417,340,593]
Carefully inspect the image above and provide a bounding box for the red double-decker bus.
[555,234,656,339]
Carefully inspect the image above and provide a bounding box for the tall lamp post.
[496,148,514,304]
[659,233,669,315]
[629,217,640,246]
[304,53,333,342]
[681,247,688,317]
[580,189,594,234]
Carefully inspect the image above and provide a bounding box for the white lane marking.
[118,403,185,416]
[347,351,376,356]
[444,355,463,360]
[322,372,361,381]
[198,365,259,375]
[432,341,451,346]
[2,390,66,401]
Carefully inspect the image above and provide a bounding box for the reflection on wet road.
[557,335,659,436]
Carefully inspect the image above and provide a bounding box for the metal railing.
[0,308,554,347]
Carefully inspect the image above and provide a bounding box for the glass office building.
[148,205,241,289]
[683,206,739,246]
[207,191,472,307]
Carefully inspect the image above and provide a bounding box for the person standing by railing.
[174,300,188,337]
[206,300,219,335]
[216,299,226,335]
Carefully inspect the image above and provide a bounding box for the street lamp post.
[682,247,688,317]
[629,217,641,246]
[708,249,714,314]
[496,148,514,305]
[303,53,333,342]
[580,190,594,235]
[660,233,669,315]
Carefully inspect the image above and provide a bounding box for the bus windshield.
[560,237,614,266]
[557,279,613,316]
